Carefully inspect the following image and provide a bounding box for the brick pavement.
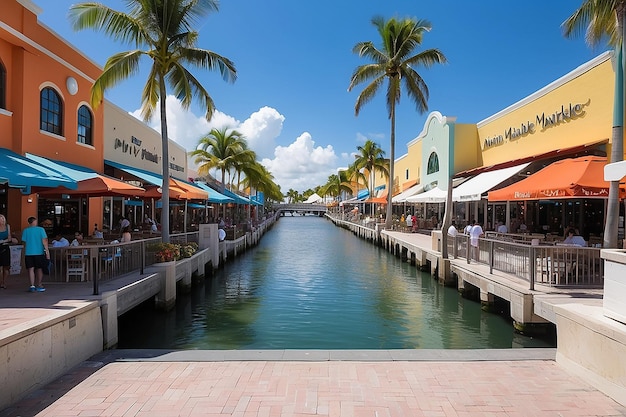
[13,359,626,417]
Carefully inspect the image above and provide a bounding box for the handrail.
[448,235,603,289]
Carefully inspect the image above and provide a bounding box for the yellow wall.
[453,123,479,175]
[477,54,614,167]
[393,137,423,192]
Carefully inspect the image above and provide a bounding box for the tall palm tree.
[242,161,283,203]
[190,127,253,191]
[70,0,236,243]
[349,16,446,229]
[352,140,389,198]
[351,140,389,216]
[286,189,300,204]
[564,1,626,248]
[320,172,353,202]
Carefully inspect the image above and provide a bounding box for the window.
[0,60,5,109]
[427,152,439,175]
[77,105,93,145]
[40,87,63,135]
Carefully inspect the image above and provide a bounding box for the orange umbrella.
[488,156,624,201]
[38,174,144,197]
[171,178,209,200]
[143,184,188,199]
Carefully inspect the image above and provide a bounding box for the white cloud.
[132,97,348,192]
[261,132,338,192]
[131,96,284,159]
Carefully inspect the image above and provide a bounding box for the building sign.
[114,136,159,164]
[483,100,590,149]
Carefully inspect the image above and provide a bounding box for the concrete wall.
[0,302,103,409]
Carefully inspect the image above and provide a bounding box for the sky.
[34,0,606,192]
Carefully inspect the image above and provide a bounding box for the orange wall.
[1,0,105,231]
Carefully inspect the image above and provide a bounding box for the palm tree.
[352,140,389,198]
[320,172,353,202]
[242,161,283,203]
[286,189,300,204]
[351,140,389,217]
[190,127,252,191]
[70,0,236,243]
[564,2,626,248]
[349,16,446,229]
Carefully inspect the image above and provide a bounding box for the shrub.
[180,242,199,259]
[149,243,181,262]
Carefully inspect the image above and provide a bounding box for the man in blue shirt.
[21,217,49,292]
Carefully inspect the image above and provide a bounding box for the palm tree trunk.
[604,9,626,248]
[159,77,170,243]
[385,101,395,229]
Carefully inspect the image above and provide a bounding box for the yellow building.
[394,51,620,240]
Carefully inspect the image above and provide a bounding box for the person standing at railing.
[447,221,458,238]
[469,221,484,263]
[464,220,474,235]
[563,228,586,247]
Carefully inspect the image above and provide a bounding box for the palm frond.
[401,66,429,114]
[179,46,237,83]
[69,3,149,46]
[91,49,144,107]
[348,63,386,91]
[354,74,385,115]
[140,64,160,121]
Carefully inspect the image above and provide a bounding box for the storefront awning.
[220,188,253,205]
[28,154,144,197]
[488,156,620,201]
[193,182,235,204]
[454,139,608,178]
[0,148,76,192]
[392,183,424,203]
[407,186,447,203]
[452,163,530,202]
[105,160,206,200]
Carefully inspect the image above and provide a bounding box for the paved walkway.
[2,350,625,417]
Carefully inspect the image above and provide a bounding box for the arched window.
[0,60,6,109]
[40,87,63,135]
[77,105,93,145]
[427,152,439,175]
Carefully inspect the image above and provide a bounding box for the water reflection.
[118,217,555,349]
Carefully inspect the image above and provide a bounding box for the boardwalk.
[2,352,625,417]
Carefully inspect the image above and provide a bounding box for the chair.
[66,248,87,282]
[100,246,122,278]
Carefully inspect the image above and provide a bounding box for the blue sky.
[36,0,604,191]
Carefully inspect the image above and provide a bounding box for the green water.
[118,216,555,349]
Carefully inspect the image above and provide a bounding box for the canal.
[118,216,555,349]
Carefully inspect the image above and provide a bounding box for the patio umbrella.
[38,174,145,197]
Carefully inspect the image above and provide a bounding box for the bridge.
[274,203,328,216]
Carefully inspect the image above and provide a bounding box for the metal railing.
[47,231,200,295]
[446,235,603,289]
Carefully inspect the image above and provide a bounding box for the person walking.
[21,216,48,292]
[0,214,12,289]
[469,221,484,263]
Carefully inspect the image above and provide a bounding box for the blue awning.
[155,201,208,209]
[26,153,99,181]
[220,188,253,205]
[0,148,76,192]
[194,182,235,204]
[357,189,369,199]
[105,160,163,187]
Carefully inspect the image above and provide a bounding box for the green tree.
[70,0,236,243]
[320,171,353,201]
[190,127,253,191]
[564,1,625,248]
[242,161,283,203]
[285,189,301,204]
[349,16,446,229]
[351,140,389,199]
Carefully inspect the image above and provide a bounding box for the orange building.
[0,0,104,234]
